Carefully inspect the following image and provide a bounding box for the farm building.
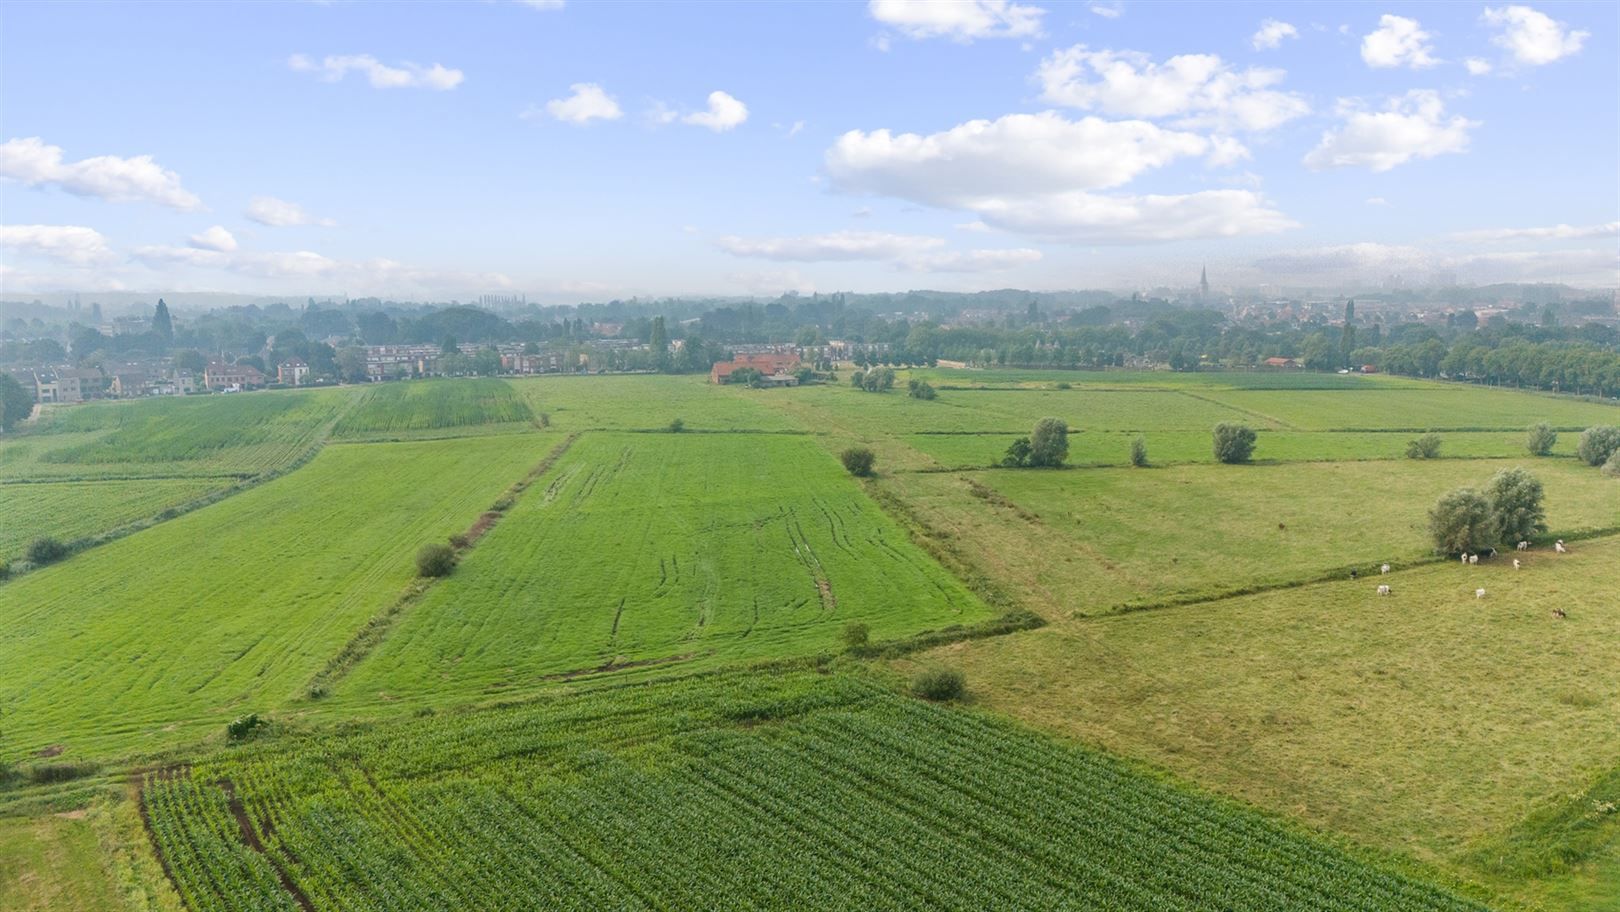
[711,352,801,384]
[277,358,310,386]
[1262,357,1301,369]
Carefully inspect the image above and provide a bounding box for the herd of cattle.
[1373,539,1571,615]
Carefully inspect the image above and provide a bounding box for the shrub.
[1130,435,1148,467]
[1428,487,1493,555]
[1603,449,1620,478]
[911,667,966,701]
[26,537,70,566]
[226,713,267,743]
[448,532,471,549]
[1577,426,1620,467]
[840,447,876,478]
[841,622,870,649]
[23,760,99,785]
[1001,436,1033,467]
[490,495,515,512]
[850,370,866,389]
[668,417,685,433]
[1028,418,1069,467]
[907,380,937,400]
[1525,423,1557,457]
[1405,433,1442,459]
[1486,467,1547,544]
[1212,423,1257,464]
[1055,381,1072,390]
[416,542,457,577]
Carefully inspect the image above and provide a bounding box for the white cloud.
[1451,221,1619,242]
[683,91,749,132]
[905,247,1043,272]
[245,195,335,227]
[1252,242,1618,285]
[968,190,1295,242]
[1304,91,1477,172]
[1089,3,1121,18]
[130,244,512,294]
[0,137,203,211]
[188,225,238,252]
[535,83,623,124]
[1360,15,1439,69]
[0,224,115,265]
[1464,57,1494,75]
[1206,136,1251,167]
[287,53,463,90]
[1251,19,1299,50]
[517,0,565,9]
[717,231,944,261]
[868,0,1044,42]
[1366,196,1389,206]
[728,269,816,295]
[1036,47,1308,132]
[1483,5,1587,66]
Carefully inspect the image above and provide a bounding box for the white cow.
[1516,540,1530,551]
[1555,540,1568,554]
[1460,553,1470,564]
[1475,588,1487,599]
[1469,554,1479,565]
[1381,563,1391,575]
[1513,558,1521,570]
[1377,585,1391,596]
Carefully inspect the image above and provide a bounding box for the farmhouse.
[1262,357,1301,369]
[711,352,801,384]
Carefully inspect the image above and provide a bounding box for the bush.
[448,532,470,549]
[1428,487,1494,555]
[841,622,870,649]
[225,713,267,743]
[1577,426,1620,467]
[668,417,685,433]
[1001,436,1033,467]
[23,760,99,784]
[907,379,937,400]
[1130,435,1148,467]
[1212,423,1257,464]
[26,537,70,566]
[1486,467,1547,544]
[1405,433,1442,459]
[911,667,966,701]
[840,447,876,478]
[1603,449,1620,478]
[1525,423,1557,457]
[1055,381,1072,390]
[416,542,457,577]
[1028,418,1069,467]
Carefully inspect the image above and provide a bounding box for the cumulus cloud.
[1464,57,1494,75]
[683,91,749,132]
[535,83,623,124]
[905,247,1043,272]
[1451,221,1619,242]
[0,224,116,265]
[288,53,464,90]
[245,195,335,227]
[825,112,1292,243]
[1360,15,1439,69]
[188,225,238,252]
[1251,19,1299,50]
[1035,47,1308,132]
[1483,5,1588,66]
[868,0,1044,42]
[0,137,203,211]
[1304,91,1477,172]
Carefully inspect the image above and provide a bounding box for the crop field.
[3,389,358,480]
[1195,387,1619,430]
[911,367,1434,390]
[513,373,804,431]
[885,458,1620,614]
[0,477,232,563]
[336,433,989,704]
[0,435,549,760]
[331,379,534,438]
[900,535,1620,909]
[141,670,1482,912]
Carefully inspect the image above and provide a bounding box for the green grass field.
[899,535,1620,908]
[514,373,804,431]
[0,478,233,563]
[331,378,534,438]
[142,670,1483,912]
[0,435,550,761]
[336,432,990,704]
[1196,387,1619,431]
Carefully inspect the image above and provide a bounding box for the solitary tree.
[1405,433,1442,459]
[1130,435,1148,467]
[1525,423,1557,457]
[1577,426,1620,467]
[1485,467,1546,544]
[1028,418,1069,467]
[1212,422,1257,464]
[1428,488,1494,555]
[840,447,876,477]
[152,298,174,340]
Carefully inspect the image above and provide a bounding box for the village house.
[1262,357,1301,369]
[277,357,310,386]
[710,352,801,384]
[204,361,267,392]
[26,367,101,403]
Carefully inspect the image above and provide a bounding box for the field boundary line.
[1175,388,1296,429]
[303,432,581,700]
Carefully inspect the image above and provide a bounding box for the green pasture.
[0,478,232,563]
[512,373,804,431]
[331,378,534,438]
[1198,387,1619,430]
[899,535,1620,909]
[145,670,1482,912]
[337,432,989,704]
[0,435,550,761]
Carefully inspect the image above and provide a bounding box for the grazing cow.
[1460,553,1469,564]
[1553,608,1568,619]
[1475,588,1487,599]
[1376,585,1391,596]
[1513,558,1521,570]
[1517,540,1530,551]
[1381,563,1391,575]
[1555,540,1568,553]
[1469,554,1479,565]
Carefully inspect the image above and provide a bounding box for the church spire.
[1199,265,1210,301]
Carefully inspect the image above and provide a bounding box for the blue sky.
[1,0,1615,301]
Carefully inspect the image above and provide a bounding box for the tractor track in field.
[217,777,316,912]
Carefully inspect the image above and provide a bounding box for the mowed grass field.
[331,378,534,438]
[0,478,233,563]
[899,535,1620,909]
[514,373,805,431]
[0,435,551,760]
[884,458,1620,614]
[143,671,1483,912]
[337,432,990,704]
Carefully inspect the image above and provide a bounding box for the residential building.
[277,357,310,386]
